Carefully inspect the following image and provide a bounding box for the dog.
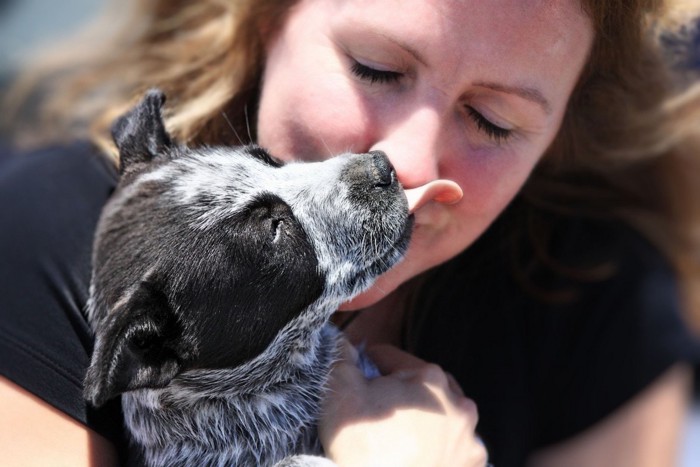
[83,89,413,466]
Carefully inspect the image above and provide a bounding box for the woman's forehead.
[322,0,593,106]
[327,0,592,47]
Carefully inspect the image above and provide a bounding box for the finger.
[444,371,464,397]
[367,346,456,391]
[469,437,490,467]
[326,338,366,393]
[456,396,480,430]
[365,344,428,375]
[337,337,359,364]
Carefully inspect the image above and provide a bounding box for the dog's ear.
[84,281,194,407]
[111,89,173,175]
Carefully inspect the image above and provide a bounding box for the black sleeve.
[412,213,700,467]
[0,143,127,452]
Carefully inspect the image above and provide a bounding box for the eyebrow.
[473,82,553,115]
[372,30,428,67]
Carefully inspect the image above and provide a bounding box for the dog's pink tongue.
[405,179,463,213]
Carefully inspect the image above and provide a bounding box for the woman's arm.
[320,341,488,467]
[0,375,119,467]
[528,363,693,467]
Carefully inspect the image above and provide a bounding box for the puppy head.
[84,90,411,406]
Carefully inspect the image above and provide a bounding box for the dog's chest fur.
[124,324,339,466]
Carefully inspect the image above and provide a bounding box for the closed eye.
[246,193,294,244]
[466,107,513,142]
[350,61,402,84]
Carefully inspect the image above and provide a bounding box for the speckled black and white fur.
[83,90,412,466]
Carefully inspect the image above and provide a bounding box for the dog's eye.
[132,332,156,352]
[246,193,293,244]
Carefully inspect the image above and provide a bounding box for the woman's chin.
[339,264,409,311]
[338,286,391,311]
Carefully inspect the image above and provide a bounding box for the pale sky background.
[0,0,104,69]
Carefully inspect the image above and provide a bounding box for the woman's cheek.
[270,85,375,161]
[449,145,536,212]
[410,204,480,266]
[307,82,379,156]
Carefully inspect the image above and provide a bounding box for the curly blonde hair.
[3,0,700,329]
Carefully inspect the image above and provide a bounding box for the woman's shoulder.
[0,141,125,451]
[0,141,117,203]
[0,141,117,266]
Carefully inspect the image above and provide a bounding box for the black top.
[0,142,127,457]
[1,143,698,466]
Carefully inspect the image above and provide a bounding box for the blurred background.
[1,0,698,464]
[0,0,103,69]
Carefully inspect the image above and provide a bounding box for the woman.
[1,0,699,465]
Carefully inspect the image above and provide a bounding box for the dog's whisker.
[244,104,253,143]
[373,282,388,296]
[360,227,372,267]
[221,111,245,146]
[319,134,334,159]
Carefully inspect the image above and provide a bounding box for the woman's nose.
[369,106,443,189]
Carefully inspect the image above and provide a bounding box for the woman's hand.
[319,340,488,467]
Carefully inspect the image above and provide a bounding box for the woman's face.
[257,0,593,309]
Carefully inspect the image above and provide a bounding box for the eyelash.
[350,61,402,84]
[466,107,512,142]
[350,60,513,142]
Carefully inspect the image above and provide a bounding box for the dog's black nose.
[369,151,396,188]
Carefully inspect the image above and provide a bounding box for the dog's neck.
[120,299,342,465]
